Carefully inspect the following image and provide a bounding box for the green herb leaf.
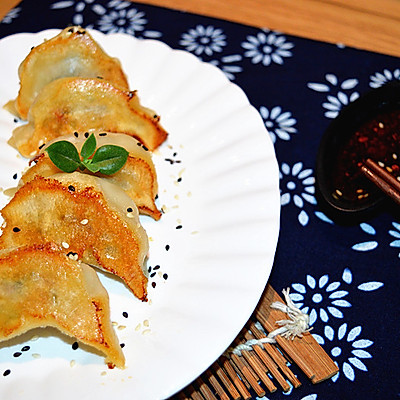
[45,141,82,173]
[80,133,97,161]
[90,145,129,175]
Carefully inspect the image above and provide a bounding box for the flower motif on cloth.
[92,1,161,37]
[369,68,400,88]
[290,274,351,326]
[51,0,96,25]
[256,393,318,400]
[208,55,243,81]
[1,7,21,24]
[259,105,297,143]
[314,323,373,382]
[307,74,359,118]
[388,221,400,257]
[280,161,316,226]
[241,29,294,66]
[179,25,242,81]
[51,0,161,38]
[351,222,379,252]
[179,25,226,56]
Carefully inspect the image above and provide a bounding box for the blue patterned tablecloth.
[0,1,399,399]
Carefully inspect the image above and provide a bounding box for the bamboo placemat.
[174,285,338,399]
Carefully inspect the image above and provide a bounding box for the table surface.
[1,0,400,58]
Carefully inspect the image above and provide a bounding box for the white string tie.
[230,288,312,356]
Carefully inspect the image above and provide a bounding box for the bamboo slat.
[174,284,338,399]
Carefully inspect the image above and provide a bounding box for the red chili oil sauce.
[331,109,400,202]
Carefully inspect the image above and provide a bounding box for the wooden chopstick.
[360,158,400,205]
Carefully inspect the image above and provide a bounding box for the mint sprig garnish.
[45,133,129,176]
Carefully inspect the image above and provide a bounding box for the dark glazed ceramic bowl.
[316,81,400,224]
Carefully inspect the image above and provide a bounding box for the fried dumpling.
[0,172,149,301]
[0,243,125,368]
[19,132,161,220]
[8,77,168,157]
[5,26,129,120]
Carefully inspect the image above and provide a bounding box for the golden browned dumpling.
[9,77,168,157]
[19,133,161,220]
[5,26,129,120]
[0,173,149,301]
[0,243,125,368]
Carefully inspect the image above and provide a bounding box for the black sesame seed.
[99,132,107,136]
[150,272,156,278]
[97,76,104,79]
[142,145,148,151]
[151,282,156,288]
[72,342,79,350]
[84,132,89,138]
[3,369,10,377]
[155,194,158,200]
[13,352,22,358]
[68,28,74,33]
[153,265,160,270]
[165,244,170,251]
[13,227,20,233]
[67,251,77,258]
[21,346,30,352]
[68,185,75,192]
[163,273,168,280]
[74,131,79,137]
[38,143,45,150]
[13,118,18,123]
[31,46,35,50]
[120,343,125,348]
[147,266,152,273]
[122,311,128,318]
[177,177,182,182]
[176,225,183,229]
[127,207,133,213]
[173,152,177,157]
[12,173,17,180]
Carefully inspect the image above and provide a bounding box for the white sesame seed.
[62,242,69,249]
[70,360,76,368]
[143,319,149,327]
[68,253,78,261]
[32,353,41,359]
[135,323,141,331]
[142,329,151,336]
[117,325,126,330]
[126,212,135,218]
[80,219,88,225]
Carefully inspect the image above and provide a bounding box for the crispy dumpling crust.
[21,133,161,220]
[0,173,149,301]
[6,26,129,120]
[0,243,125,368]
[9,77,168,157]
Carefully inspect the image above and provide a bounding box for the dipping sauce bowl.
[316,81,400,223]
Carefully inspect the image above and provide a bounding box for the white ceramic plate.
[0,30,280,399]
